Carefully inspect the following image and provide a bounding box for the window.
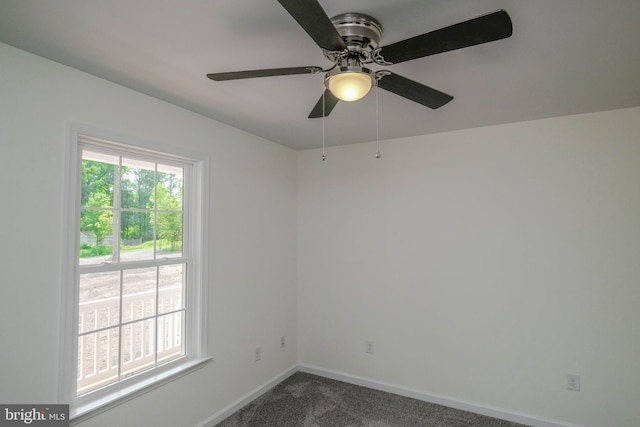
[60,126,209,420]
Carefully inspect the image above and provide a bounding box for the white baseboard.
[197,363,583,427]
[196,365,298,427]
[298,364,583,427]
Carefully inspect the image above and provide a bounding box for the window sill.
[70,356,212,425]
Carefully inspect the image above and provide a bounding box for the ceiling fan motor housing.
[329,13,383,64]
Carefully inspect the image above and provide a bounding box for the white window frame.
[59,123,210,421]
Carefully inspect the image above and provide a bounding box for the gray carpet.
[216,372,528,427]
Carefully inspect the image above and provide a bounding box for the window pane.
[157,168,183,212]
[155,212,183,257]
[77,327,119,395]
[80,152,115,266]
[120,210,153,262]
[122,267,156,322]
[157,311,185,365]
[158,264,185,314]
[120,158,156,211]
[79,272,120,333]
[79,208,113,265]
[121,319,156,378]
[80,154,115,208]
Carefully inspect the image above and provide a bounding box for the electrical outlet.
[365,340,374,354]
[255,346,261,362]
[567,374,580,391]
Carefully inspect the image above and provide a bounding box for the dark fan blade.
[207,66,322,81]
[377,72,453,109]
[376,10,512,65]
[308,89,340,118]
[277,0,347,52]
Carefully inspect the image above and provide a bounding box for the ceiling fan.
[207,0,513,118]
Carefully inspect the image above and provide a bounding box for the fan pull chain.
[322,89,326,161]
[375,80,382,159]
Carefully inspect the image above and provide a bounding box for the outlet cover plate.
[365,340,374,354]
[567,373,580,391]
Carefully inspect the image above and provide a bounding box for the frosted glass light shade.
[327,71,373,102]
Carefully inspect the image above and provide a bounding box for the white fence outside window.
[77,286,183,394]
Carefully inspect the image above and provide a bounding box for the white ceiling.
[1,0,639,150]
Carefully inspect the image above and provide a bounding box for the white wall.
[297,107,640,427]
[0,42,298,426]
